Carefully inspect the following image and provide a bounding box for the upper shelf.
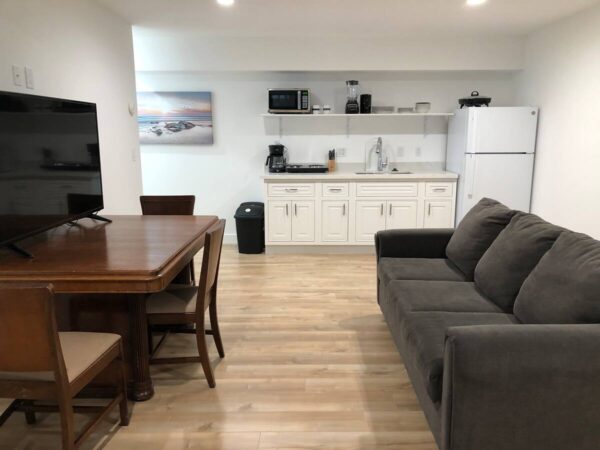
[261,112,454,118]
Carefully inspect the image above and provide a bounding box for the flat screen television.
[0,90,104,254]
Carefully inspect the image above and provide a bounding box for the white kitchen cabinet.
[291,200,315,242]
[387,200,419,229]
[424,200,454,229]
[355,201,386,242]
[264,176,456,248]
[322,200,349,242]
[267,200,292,242]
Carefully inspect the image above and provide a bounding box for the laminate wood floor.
[0,246,436,450]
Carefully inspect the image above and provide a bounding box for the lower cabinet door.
[386,200,418,230]
[424,200,454,228]
[321,201,349,242]
[267,200,292,242]
[292,200,315,242]
[355,201,386,242]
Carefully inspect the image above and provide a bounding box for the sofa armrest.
[441,324,600,450]
[375,228,454,260]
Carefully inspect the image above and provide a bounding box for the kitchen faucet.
[375,137,388,172]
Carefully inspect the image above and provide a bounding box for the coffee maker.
[265,144,288,173]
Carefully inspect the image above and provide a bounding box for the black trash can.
[234,202,265,254]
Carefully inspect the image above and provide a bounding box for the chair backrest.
[0,284,62,374]
[197,220,226,312]
[140,195,196,215]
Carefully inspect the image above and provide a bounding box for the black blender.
[345,80,360,114]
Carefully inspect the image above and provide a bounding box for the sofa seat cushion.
[514,231,600,324]
[474,213,564,312]
[378,258,466,287]
[401,312,519,404]
[446,198,516,281]
[388,280,503,322]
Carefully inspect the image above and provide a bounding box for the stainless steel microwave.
[268,89,311,114]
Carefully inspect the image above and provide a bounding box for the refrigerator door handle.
[467,154,477,199]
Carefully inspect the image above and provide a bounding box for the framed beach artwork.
[137,91,213,145]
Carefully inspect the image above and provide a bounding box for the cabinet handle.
[380,203,384,216]
[285,188,298,192]
[329,188,343,192]
[294,204,297,216]
[433,188,446,192]
[389,203,392,216]
[428,204,432,216]
[342,203,346,216]
[286,204,289,216]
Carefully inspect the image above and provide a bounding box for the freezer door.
[467,107,539,154]
[458,153,534,223]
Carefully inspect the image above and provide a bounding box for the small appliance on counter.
[459,91,492,108]
[268,89,311,114]
[286,164,329,174]
[360,94,372,114]
[265,144,288,173]
[345,80,360,114]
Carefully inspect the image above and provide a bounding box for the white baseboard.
[265,245,375,255]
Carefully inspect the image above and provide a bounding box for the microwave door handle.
[297,91,301,110]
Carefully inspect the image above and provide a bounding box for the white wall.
[138,71,517,240]
[518,4,600,238]
[133,32,523,72]
[0,0,143,214]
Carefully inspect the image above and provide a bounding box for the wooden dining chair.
[146,219,226,388]
[140,195,197,285]
[0,283,129,450]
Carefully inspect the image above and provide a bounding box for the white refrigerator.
[446,107,539,224]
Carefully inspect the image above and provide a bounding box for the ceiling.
[95,0,599,38]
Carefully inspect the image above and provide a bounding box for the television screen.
[0,91,103,246]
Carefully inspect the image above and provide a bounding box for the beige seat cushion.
[146,286,198,314]
[0,332,120,382]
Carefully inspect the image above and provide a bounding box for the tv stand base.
[87,214,113,223]
[3,243,34,259]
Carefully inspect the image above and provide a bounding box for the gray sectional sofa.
[375,198,600,450]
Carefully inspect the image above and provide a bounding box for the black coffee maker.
[265,144,287,173]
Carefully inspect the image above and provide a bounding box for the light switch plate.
[12,65,23,86]
[25,67,34,89]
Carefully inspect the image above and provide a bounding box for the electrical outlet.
[396,146,405,157]
[12,65,23,86]
[335,148,346,157]
[25,67,34,89]
[415,147,422,157]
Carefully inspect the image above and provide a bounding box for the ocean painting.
[137,92,213,145]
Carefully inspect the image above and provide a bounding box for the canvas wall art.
[137,91,213,145]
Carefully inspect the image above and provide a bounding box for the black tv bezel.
[0,90,105,247]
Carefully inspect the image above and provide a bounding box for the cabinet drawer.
[322,183,349,197]
[356,182,418,197]
[425,182,453,197]
[267,183,314,197]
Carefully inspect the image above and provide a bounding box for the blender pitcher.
[345,80,360,114]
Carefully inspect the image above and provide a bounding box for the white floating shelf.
[262,112,453,138]
[261,112,454,118]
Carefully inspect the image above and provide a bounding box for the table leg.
[128,294,154,401]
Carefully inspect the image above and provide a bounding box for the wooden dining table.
[0,215,218,401]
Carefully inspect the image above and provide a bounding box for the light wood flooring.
[0,246,436,450]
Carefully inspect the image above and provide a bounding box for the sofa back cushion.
[474,213,564,312]
[445,198,516,280]
[514,231,600,324]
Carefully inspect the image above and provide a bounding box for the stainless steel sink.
[354,171,412,175]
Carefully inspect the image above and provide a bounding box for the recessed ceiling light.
[466,0,487,6]
[217,0,235,6]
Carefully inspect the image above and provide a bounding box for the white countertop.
[262,170,458,181]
